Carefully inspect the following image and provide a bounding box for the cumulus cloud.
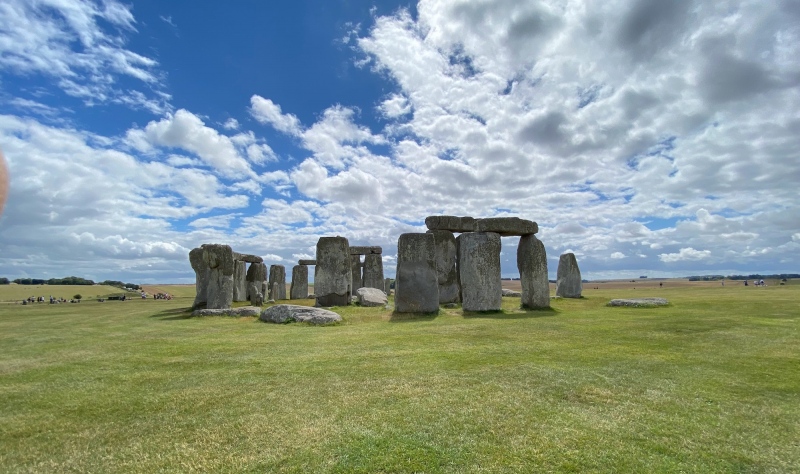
[250,95,302,136]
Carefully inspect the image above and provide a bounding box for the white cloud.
[249,95,302,135]
[129,109,254,178]
[610,252,626,259]
[659,248,712,263]
[0,0,168,111]
[378,94,411,118]
[222,118,240,130]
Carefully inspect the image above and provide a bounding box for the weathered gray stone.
[363,254,384,290]
[351,255,363,293]
[189,247,208,309]
[233,253,263,263]
[356,287,388,307]
[247,281,263,306]
[203,244,235,310]
[517,234,550,308]
[475,217,538,236]
[425,215,476,233]
[268,265,287,300]
[556,253,582,298]
[395,233,439,313]
[609,298,668,307]
[315,236,351,307]
[349,246,382,255]
[233,260,247,302]
[261,281,268,298]
[429,230,460,304]
[298,259,317,266]
[260,304,342,325]
[384,278,392,295]
[290,265,309,299]
[192,306,262,317]
[457,232,502,312]
[246,262,267,306]
[502,288,522,297]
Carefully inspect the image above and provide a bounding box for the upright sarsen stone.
[395,233,439,313]
[362,254,384,290]
[203,244,235,310]
[189,247,208,309]
[350,255,363,293]
[457,232,502,311]
[233,260,247,302]
[290,265,308,299]
[315,237,351,306]
[429,230,459,304]
[556,252,582,298]
[246,262,267,306]
[517,234,550,308]
[268,265,287,300]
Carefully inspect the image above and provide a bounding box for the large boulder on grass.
[259,304,342,324]
[192,306,262,317]
[356,287,388,307]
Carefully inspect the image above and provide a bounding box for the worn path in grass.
[0,284,798,473]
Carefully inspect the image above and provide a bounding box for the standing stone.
[384,278,392,295]
[395,233,439,313]
[363,254,384,290]
[189,247,208,309]
[429,230,460,304]
[203,244,235,310]
[350,255,363,293]
[290,265,309,299]
[517,235,550,308]
[261,281,268,299]
[246,262,267,306]
[457,232,502,312]
[315,237,351,306]
[268,265,287,300]
[233,260,247,302]
[556,253,582,298]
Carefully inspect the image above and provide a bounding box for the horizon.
[1,0,798,284]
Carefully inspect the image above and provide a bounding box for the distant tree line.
[0,276,140,289]
[688,274,799,281]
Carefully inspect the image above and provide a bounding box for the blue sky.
[1,0,799,283]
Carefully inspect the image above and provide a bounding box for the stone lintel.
[233,252,264,263]
[349,246,382,255]
[425,216,537,236]
[298,259,317,266]
[425,215,476,232]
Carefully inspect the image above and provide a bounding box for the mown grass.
[0,284,798,473]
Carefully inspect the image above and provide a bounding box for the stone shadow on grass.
[389,311,440,323]
[462,307,559,320]
[150,307,193,321]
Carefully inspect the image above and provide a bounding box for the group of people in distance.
[743,279,766,286]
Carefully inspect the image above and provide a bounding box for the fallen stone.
[425,215,476,233]
[609,298,669,307]
[502,289,522,297]
[356,287,388,307]
[192,306,262,317]
[474,217,538,236]
[260,304,342,324]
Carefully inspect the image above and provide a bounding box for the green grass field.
[0,284,139,302]
[1,284,798,472]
